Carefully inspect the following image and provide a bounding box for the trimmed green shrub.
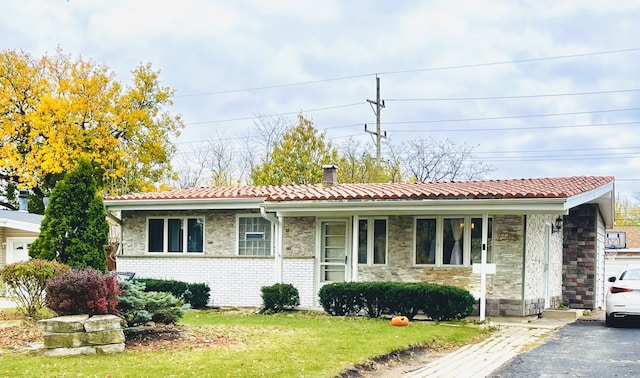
[184,283,210,309]
[318,282,363,316]
[384,282,433,321]
[117,279,190,328]
[134,278,210,309]
[423,284,475,321]
[359,281,393,318]
[45,268,119,316]
[0,259,70,320]
[319,281,475,321]
[260,283,300,313]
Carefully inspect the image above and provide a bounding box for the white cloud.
[1,0,640,198]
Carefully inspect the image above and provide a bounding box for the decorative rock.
[43,346,97,357]
[43,332,87,348]
[85,329,125,345]
[38,314,125,356]
[38,315,89,333]
[95,343,125,354]
[83,315,122,332]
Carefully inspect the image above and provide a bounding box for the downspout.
[261,207,283,283]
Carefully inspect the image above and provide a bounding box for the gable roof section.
[0,210,43,233]
[104,176,615,226]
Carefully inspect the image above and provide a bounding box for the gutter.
[260,207,278,224]
[104,197,265,211]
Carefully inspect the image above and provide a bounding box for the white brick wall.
[118,256,316,307]
[283,258,316,307]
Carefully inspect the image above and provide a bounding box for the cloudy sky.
[2,1,640,199]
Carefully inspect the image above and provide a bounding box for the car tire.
[605,313,615,327]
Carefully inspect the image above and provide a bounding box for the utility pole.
[365,75,386,164]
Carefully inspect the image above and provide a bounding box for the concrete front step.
[541,309,581,320]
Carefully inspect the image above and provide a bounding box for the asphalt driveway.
[490,319,640,377]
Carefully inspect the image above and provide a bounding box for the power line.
[386,88,640,102]
[386,108,640,127]
[184,102,363,126]
[174,47,640,98]
[475,146,640,155]
[391,120,640,133]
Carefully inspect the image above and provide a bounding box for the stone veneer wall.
[521,214,564,315]
[562,204,602,309]
[358,215,531,317]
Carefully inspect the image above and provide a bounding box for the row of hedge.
[318,281,475,321]
[133,278,210,309]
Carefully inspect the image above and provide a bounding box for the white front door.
[318,219,351,283]
[6,238,35,265]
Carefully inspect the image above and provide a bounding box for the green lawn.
[1,309,489,378]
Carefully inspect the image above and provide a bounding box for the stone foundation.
[38,314,125,356]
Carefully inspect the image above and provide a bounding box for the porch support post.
[352,215,359,282]
[275,215,283,283]
[480,213,489,321]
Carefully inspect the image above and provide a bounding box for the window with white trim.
[237,215,272,256]
[358,218,387,265]
[415,216,493,266]
[147,217,204,253]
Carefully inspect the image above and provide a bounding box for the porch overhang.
[261,197,572,217]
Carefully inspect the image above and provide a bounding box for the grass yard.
[0,308,490,377]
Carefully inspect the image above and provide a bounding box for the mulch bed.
[0,320,234,353]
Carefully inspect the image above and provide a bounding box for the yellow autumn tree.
[0,48,183,197]
[250,114,339,185]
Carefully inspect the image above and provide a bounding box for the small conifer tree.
[29,157,109,271]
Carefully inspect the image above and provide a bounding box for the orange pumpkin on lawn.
[391,316,409,326]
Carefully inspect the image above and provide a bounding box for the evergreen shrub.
[260,283,300,313]
[318,282,363,316]
[117,279,190,328]
[134,278,210,309]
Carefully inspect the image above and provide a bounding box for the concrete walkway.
[403,310,602,378]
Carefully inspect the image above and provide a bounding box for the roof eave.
[262,197,571,216]
[103,197,266,211]
[563,181,615,227]
[0,218,41,233]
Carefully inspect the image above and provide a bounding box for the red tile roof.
[105,176,614,202]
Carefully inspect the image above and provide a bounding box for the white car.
[606,267,640,327]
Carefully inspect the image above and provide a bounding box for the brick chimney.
[322,165,338,187]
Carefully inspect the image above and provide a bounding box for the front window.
[415,216,493,266]
[471,217,493,264]
[237,216,272,256]
[358,218,387,265]
[443,217,464,265]
[415,218,437,264]
[147,217,204,253]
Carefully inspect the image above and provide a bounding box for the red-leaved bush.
[45,268,119,316]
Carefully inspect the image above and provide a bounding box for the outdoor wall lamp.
[551,216,563,234]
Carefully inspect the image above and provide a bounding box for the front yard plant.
[0,308,489,377]
[0,259,70,320]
